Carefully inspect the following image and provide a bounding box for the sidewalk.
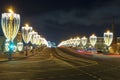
[0,52,35,62]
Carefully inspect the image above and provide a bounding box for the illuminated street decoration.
[1,8,20,60]
[17,42,23,51]
[5,39,10,52]
[89,34,97,47]
[30,30,38,45]
[75,37,81,47]
[36,35,41,45]
[39,37,48,47]
[81,36,87,47]
[104,30,113,53]
[1,9,20,41]
[58,37,81,47]
[22,24,32,56]
[104,30,113,47]
[22,24,32,44]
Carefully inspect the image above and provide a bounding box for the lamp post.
[76,37,81,47]
[1,9,20,60]
[89,34,97,53]
[30,31,38,45]
[30,32,39,55]
[104,30,113,53]
[39,37,48,47]
[22,24,32,56]
[81,36,87,50]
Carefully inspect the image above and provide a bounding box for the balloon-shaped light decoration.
[1,8,20,60]
[89,34,97,47]
[17,42,23,52]
[22,24,32,56]
[104,30,113,47]
[30,30,38,45]
[81,36,87,47]
[36,34,41,45]
[1,9,20,41]
[39,37,48,47]
[22,24,32,44]
[71,38,75,47]
[76,37,81,47]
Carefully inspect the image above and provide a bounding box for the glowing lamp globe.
[89,34,97,47]
[104,30,113,46]
[81,36,87,46]
[30,31,38,45]
[1,9,20,41]
[22,24,33,44]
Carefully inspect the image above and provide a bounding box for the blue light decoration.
[9,42,15,53]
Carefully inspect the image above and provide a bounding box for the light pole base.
[8,54,12,60]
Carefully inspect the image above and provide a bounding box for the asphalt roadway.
[0,47,120,80]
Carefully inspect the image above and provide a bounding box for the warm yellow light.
[25,24,29,27]
[90,34,97,47]
[76,36,80,39]
[83,36,86,38]
[92,34,95,36]
[106,30,110,33]
[8,9,14,13]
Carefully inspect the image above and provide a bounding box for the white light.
[89,34,97,47]
[1,12,20,41]
[22,25,32,44]
[81,36,87,46]
[5,43,9,52]
[30,31,38,45]
[104,30,113,46]
[17,42,23,51]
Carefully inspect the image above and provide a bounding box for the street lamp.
[31,33,40,55]
[39,37,48,47]
[76,37,81,47]
[1,8,20,60]
[30,31,38,53]
[81,36,87,50]
[89,34,97,47]
[89,34,97,53]
[35,34,41,46]
[104,30,113,53]
[22,24,32,56]
[30,30,38,45]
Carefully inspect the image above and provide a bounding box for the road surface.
[0,47,120,80]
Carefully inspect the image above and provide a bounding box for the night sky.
[0,0,120,44]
